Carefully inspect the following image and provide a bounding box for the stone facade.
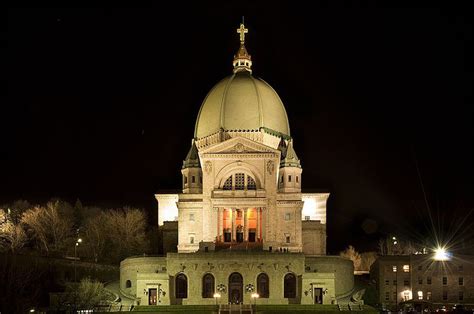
[120,253,353,306]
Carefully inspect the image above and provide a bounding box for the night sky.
[4,5,473,253]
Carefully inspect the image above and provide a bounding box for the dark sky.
[4,4,473,253]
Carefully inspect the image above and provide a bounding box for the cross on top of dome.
[233,18,252,73]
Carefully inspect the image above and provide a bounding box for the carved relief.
[234,143,245,152]
[266,160,274,175]
[205,161,212,173]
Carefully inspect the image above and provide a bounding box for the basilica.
[120,22,354,306]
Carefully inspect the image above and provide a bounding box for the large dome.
[194,71,291,139]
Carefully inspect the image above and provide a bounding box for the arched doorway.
[228,272,243,304]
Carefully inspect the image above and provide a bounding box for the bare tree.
[0,222,27,253]
[83,213,107,263]
[340,245,362,270]
[360,251,378,272]
[21,201,73,255]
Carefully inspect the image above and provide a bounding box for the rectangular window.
[427,277,431,285]
[393,280,397,285]
[393,265,397,272]
[459,277,463,285]
[285,213,291,221]
[385,280,389,285]
[443,277,447,285]
[286,235,291,243]
[296,176,299,183]
[189,213,195,221]
[459,291,464,301]
[403,265,410,272]
[280,176,284,183]
[418,265,423,271]
[385,292,389,301]
[189,235,195,244]
[442,290,448,300]
[418,277,423,285]
[426,291,431,300]
[393,292,397,301]
[418,291,423,300]
[192,176,195,183]
[404,280,409,286]
[184,176,188,184]
[288,175,292,182]
[458,264,463,271]
[237,210,242,218]
[305,216,310,221]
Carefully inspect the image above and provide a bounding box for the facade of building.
[370,254,474,310]
[120,22,355,306]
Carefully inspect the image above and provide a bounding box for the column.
[232,208,236,242]
[261,207,265,241]
[256,207,260,241]
[243,208,248,241]
[217,208,221,242]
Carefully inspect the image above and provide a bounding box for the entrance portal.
[236,232,243,242]
[248,229,256,242]
[228,272,243,304]
[314,288,323,304]
[149,288,157,305]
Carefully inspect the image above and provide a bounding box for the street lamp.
[251,293,259,306]
[434,247,450,261]
[74,238,82,282]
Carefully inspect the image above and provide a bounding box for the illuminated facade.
[120,22,355,307]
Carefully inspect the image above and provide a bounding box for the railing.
[218,303,254,314]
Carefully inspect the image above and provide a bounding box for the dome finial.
[233,18,252,73]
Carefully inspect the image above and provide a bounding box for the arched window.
[257,273,269,298]
[202,273,215,298]
[125,280,131,288]
[176,273,188,298]
[221,173,258,190]
[284,273,296,298]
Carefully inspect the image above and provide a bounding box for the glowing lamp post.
[213,292,221,305]
[434,247,450,261]
[251,293,259,306]
[74,238,82,282]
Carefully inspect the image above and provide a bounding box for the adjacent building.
[370,254,474,310]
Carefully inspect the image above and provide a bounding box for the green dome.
[194,71,291,139]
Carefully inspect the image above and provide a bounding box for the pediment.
[199,136,279,155]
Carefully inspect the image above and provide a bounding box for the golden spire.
[233,18,252,73]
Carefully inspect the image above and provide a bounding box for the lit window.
[285,213,291,221]
[403,291,410,301]
[403,265,410,272]
[189,213,195,221]
[393,266,397,272]
[237,210,242,218]
[426,291,431,300]
[443,277,447,285]
[418,291,423,300]
[459,277,463,286]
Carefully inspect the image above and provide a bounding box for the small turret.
[181,139,202,193]
[278,140,302,192]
